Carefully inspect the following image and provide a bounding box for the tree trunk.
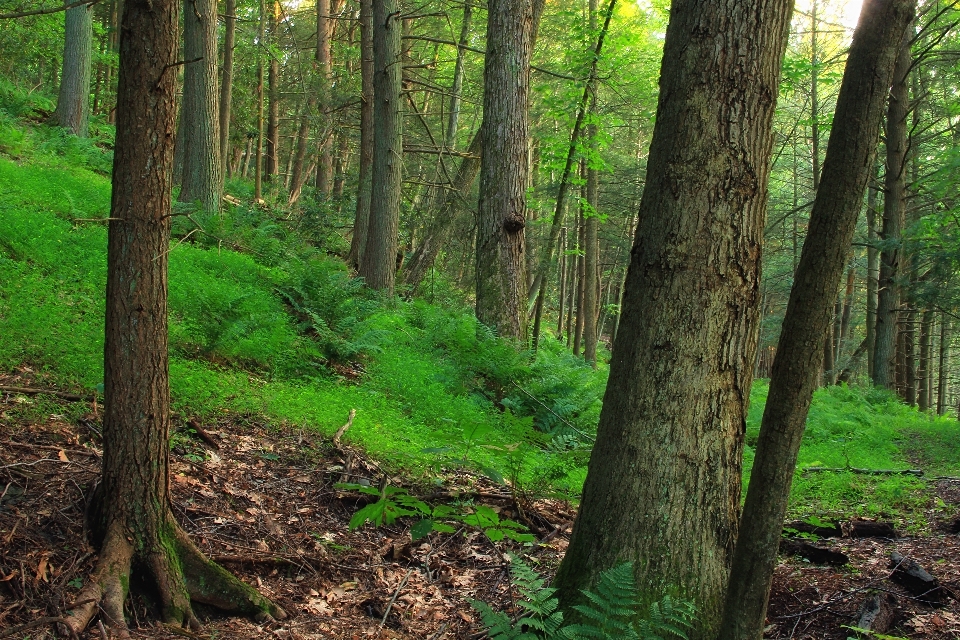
[905,306,917,405]
[347,0,374,270]
[552,0,793,634]
[720,3,916,638]
[938,313,949,415]
[219,0,236,173]
[265,0,280,181]
[573,207,585,357]
[582,0,600,367]
[919,309,932,411]
[474,0,534,340]
[358,0,402,293]
[556,226,568,340]
[838,264,855,363]
[445,2,471,147]
[288,98,316,206]
[314,0,337,198]
[866,167,880,378]
[178,0,222,213]
[53,0,93,137]
[62,0,284,634]
[873,30,911,389]
[254,0,265,200]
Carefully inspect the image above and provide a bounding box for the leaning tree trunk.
[358,0,402,293]
[178,0,222,213]
[873,30,911,389]
[347,0,374,270]
[474,0,534,340]
[552,0,793,635]
[53,0,93,137]
[62,0,284,635]
[719,2,916,638]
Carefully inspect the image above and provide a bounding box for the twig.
[186,419,220,450]
[97,620,108,640]
[0,384,94,401]
[0,440,100,457]
[802,466,923,476]
[0,0,100,20]
[380,568,414,629]
[333,409,357,446]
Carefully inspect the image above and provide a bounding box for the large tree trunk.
[53,0,93,137]
[873,30,911,389]
[219,0,236,173]
[347,0,374,270]
[358,0,402,293]
[474,0,534,340]
[178,0,222,212]
[720,3,916,638]
[62,0,283,635]
[552,0,793,634]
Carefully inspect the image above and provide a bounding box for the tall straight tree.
[347,0,374,270]
[178,0,222,212]
[359,0,402,293]
[219,0,236,172]
[475,0,535,340]
[719,2,916,637]
[53,0,93,137]
[62,0,284,634]
[874,30,912,388]
[582,0,600,366]
[551,0,794,635]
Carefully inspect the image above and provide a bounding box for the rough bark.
[53,0,93,137]
[582,0,600,367]
[178,0,222,212]
[719,3,916,638]
[347,0,374,270]
[219,0,235,172]
[314,0,337,198]
[265,0,280,180]
[873,30,911,389]
[552,0,794,634]
[358,0,402,293]
[61,0,283,634]
[474,0,534,340]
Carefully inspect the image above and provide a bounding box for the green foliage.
[472,558,695,640]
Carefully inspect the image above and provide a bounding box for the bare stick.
[333,409,356,446]
[380,568,414,629]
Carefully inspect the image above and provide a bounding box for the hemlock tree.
[551,0,794,635]
[359,0,402,293]
[52,0,93,137]
[720,2,917,637]
[475,0,535,340]
[347,0,374,270]
[178,0,223,212]
[62,0,284,634]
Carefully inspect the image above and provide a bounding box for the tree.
[178,0,223,212]
[719,2,917,637]
[358,0,402,293]
[219,0,236,172]
[62,0,284,634]
[52,0,93,137]
[551,0,794,635]
[475,0,535,340]
[347,0,374,270]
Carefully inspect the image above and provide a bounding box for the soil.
[2,377,959,639]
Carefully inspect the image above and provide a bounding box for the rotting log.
[854,592,898,634]
[889,551,951,606]
[847,520,898,539]
[779,539,849,565]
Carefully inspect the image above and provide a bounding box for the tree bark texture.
[552,0,793,634]
[53,0,93,137]
[359,0,402,293]
[178,0,222,212]
[874,31,911,389]
[266,0,280,180]
[219,0,236,172]
[474,0,534,340]
[867,170,880,378]
[61,0,283,634]
[719,3,916,638]
[347,0,374,269]
[582,0,600,367]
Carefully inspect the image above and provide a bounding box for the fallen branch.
[0,385,94,402]
[333,409,356,446]
[802,466,923,476]
[186,419,220,450]
[380,568,414,630]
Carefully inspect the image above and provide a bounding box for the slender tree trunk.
[219,0,236,173]
[720,3,916,638]
[178,0,222,213]
[314,0,337,198]
[265,0,280,181]
[288,97,316,206]
[582,0,600,366]
[62,0,284,634]
[53,0,93,137]
[838,263,855,360]
[873,30,911,389]
[446,2,471,147]
[938,314,950,415]
[905,305,918,405]
[347,0,375,270]
[573,207,585,357]
[553,2,794,634]
[359,0,402,293]
[866,166,880,378]
[556,226,568,340]
[254,0,265,200]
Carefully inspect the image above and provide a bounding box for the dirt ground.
[2,378,959,639]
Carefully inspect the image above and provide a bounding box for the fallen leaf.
[57,450,69,462]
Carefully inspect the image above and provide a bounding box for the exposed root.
[62,518,284,637]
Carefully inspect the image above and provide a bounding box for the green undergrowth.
[2,80,959,521]
[746,380,960,530]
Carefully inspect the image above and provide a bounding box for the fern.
[472,558,696,640]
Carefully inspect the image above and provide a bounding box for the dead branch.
[0,384,94,401]
[333,409,356,446]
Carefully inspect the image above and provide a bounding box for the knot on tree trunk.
[504,211,525,234]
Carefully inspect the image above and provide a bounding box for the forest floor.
[2,376,960,640]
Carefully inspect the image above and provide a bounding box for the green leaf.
[349,500,386,529]
[410,518,435,540]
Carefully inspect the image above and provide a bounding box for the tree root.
[62,519,286,637]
